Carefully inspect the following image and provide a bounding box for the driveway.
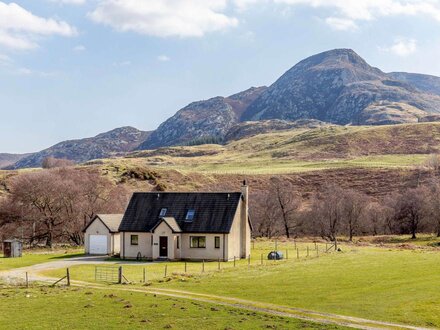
[0,255,147,283]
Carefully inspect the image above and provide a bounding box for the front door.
[159,236,168,258]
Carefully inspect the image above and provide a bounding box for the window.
[190,236,206,248]
[177,236,180,249]
[131,235,139,246]
[159,208,167,217]
[185,209,195,221]
[215,236,220,249]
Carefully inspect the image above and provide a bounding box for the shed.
[83,214,123,255]
[2,239,22,258]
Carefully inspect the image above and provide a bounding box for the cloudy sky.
[1,0,440,153]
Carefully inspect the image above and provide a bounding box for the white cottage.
[118,182,252,261]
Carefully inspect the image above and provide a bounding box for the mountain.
[224,119,330,142]
[242,49,440,124]
[137,49,440,149]
[388,72,440,96]
[0,153,30,169]
[8,127,151,169]
[138,87,267,149]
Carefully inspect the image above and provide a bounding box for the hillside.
[388,72,440,95]
[0,153,29,169]
[115,122,440,176]
[8,127,151,169]
[3,122,440,201]
[139,87,266,149]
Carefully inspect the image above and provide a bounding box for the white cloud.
[381,37,417,56]
[88,0,238,38]
[48,0,86,5]
[157,55,170,62]
[0,2,77,50]
[0,53,11,65]
[325,17,358,31]
[232,0,440,27]
[17,67,32,75]
[73,44,86,52]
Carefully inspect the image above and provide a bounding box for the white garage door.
[89,235,108,255]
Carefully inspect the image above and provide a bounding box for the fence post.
[143,268,146,283]
[248,255,251,268]
[314,242,317,250]
[164,265,168,278]
[297,248,299,259]
[218,258,220,271]
[335,239,338,251]
[286,249,288,260]
[202,260,205,273]
[294,240,296,250]
[25,272,29,288]
[261,253,263,265]
[316,247,319,257]
[326,243,328,252]
[118,266,122,284]
[234,256,236,267]
[185,261,187,273]
[66,268,70,286]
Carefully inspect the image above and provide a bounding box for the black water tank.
[268,251,283,260]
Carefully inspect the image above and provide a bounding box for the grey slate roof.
[119,192,242,233]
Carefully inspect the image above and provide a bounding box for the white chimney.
[240,180,250,258]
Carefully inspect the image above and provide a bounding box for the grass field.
[0,248,83,271]
[0,286,348,329]
[40,239,440,328]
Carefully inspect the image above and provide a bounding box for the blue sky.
[2,0,440,153]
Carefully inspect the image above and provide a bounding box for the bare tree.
[340,189,368,241]
[309,184,345,241]
[5,167,129,247]
[42,157,74,169]
[268,177,302,238]
[393,187,428,239]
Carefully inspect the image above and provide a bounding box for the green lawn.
[0,248,83,271]
[40,241,440,328]
[0,286,346,330]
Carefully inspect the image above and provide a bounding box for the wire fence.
[3,240,339,287]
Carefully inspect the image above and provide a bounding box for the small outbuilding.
[83,214,123,255]
[2,239,22,258]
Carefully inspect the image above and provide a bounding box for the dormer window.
[185,209,195,221]
[159,208,167,218]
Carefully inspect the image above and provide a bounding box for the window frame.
[185,209,195,221]
[159,208,167,218]
[130,234,139,246]
[176,236,180,249]
[214,236,220,249]
[190,236,206,248]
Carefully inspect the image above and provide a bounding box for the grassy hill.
[95,122,440,175]
[2,122,440,198]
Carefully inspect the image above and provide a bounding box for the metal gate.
[95,266,121,283]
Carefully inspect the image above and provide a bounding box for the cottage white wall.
[84,219,112,254]
[121,232,152,259]
[226,201,243,260]
[180,233,224,260]
[113,233,121,254]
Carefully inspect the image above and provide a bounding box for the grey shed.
[2,239,22,258]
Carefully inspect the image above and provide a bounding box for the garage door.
[89,235,108,255]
